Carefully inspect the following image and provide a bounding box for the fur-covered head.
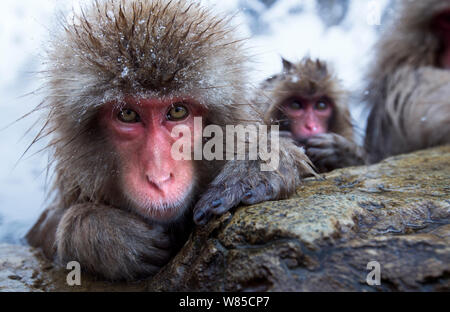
[261,57,352,141]
[370,0,449,79]
[39,0,250,206]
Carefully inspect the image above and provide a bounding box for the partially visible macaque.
[259,57,366,172]
[26,0,314,280]
[364,0,450,163]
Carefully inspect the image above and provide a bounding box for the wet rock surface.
[149,146,450,291]
[1,146,449,291]
[0,244,147,291]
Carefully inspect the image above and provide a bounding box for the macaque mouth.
[131,171,194,214]
[129,181,193,221]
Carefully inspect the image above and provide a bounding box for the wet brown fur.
[26,0,315,280]
[365,0,450,163]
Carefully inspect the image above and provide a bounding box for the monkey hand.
[56,204,172,280]
[193,160,287,225]
[192,138,314,226]
[306,133,367,172]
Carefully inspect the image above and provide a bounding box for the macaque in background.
[26,0,315,280]
[259,57,366,173]
[364,0,450,163]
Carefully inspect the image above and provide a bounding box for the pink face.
[100,97,205,222]
[281,97,333,142]
[433,10,450,69]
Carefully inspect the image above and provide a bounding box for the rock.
[0,146,449,291]
[0,244,147,291]
[149,146,450,291]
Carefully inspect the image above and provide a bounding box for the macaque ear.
[282,57,295,73]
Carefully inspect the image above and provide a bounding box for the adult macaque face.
[100,97,205,221]
[26,0,316,281]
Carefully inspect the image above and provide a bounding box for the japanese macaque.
[364,0,450,163]
[26,0,314,280]
[260,57,366,173]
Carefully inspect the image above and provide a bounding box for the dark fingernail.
[212,200,222,208]
[194,210,205,222]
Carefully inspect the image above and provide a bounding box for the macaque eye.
[289,100,304,110]
[118,108,141,123]
[167,103,189,121]
[315,101,329,111]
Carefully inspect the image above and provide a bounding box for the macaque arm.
[34,204,172,280]
[366,67,450,162]
[384,67,450,150]
[26,204,65,260]
[193,137,315,225]
[306,133,367,172]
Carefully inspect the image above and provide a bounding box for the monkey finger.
[194,185,246,225]
[143,225,172,250]
[150,236,172,250]
[193,196,230,225]
[315,155,340,168]
[140,248,172,268]
[193,208,212,225]
[306,141,331,149]
[209,188,245,215]
[241,183,274,205]
[141,247,171,265]
[306,137,333,148]
[193,196,220,224]
[306,147,336,159]
[141,263,166,275]
[210,199,232,215]
[279,131,294,139]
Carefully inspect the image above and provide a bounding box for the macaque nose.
[146,173,173,189]
[303,122,322,136]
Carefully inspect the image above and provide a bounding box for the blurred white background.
[0,0,391,243]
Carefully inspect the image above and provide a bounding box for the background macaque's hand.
[56,204,172,280]
[306,133,366,172]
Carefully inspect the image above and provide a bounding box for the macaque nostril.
[304,124,320,134]
[146,173,173,189]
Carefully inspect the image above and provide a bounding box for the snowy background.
[0,0,392,244]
